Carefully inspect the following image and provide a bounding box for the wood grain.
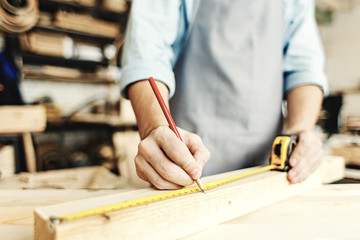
[184,184,360,240]
[0,105,46,134]
[34,156,344,240]
[0,189,129,226]
[0,166,132,190]
[0,189,131,240]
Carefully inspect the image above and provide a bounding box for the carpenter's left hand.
[287,131,323,183]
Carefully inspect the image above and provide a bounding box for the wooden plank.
[0,225,32,240]
[101,0,128,13]
[0,166,133,190]
[22,133,37,173]
[345,168,360,180]
[34,156,344,240]
[0,145,15,178]
[332,144,360,166]
[55,0,97,7]
[54,11,120,38]
[0,105,46,134]
[2,183,358,240]
[113,131,149,188]
[0,189,132,240]
[0,189,131,226]
[184,184,360,240]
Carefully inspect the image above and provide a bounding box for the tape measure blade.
[53,165,277,223]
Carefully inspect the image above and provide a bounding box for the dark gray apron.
[171,0,284,176]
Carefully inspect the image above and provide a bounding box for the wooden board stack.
[54,11,120,38]
[0,105,46,134]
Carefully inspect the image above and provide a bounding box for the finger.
[138,136,194,186]
[289,137,308,168]
[288,132,312,172]
[287,134,315,182]
[295,136,323,182]
[297,149,323,182]
[192,149,210,168]
[288,144,323,183]
[154,127,203,180]
[184,132,211,168]
[291,150,322,183]
[135,153,183,190]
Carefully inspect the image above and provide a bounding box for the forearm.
[285,85,323,134]
[128,80,170,139]
[128,79,208,189]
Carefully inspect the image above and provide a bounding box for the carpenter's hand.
[287,131,323,183]
[134,126,210,189]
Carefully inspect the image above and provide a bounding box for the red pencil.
[148,77,205,193]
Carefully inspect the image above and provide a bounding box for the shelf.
[21,64,118,84]
[70,113,136,127]
[46,115,137,131]
[22,72,117,84]
[39,0,93,12]
[21,53,108,71]
[38,0,129,23]
[33,25,116,43]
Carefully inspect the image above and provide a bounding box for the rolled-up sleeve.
[283,0,329,96]
[120,0,181,98]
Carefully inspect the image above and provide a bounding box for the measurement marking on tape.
[52,164,276,223]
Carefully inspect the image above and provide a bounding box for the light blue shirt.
[120,0,328,98]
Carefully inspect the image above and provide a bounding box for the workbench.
[185,183,360,240]
[1,183,359,240]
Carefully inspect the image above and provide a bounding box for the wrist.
[284,125,306,135]
[284,125,314,135]
[128,79,170,140]
[140,123,169,140]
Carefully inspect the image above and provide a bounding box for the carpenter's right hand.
[134,126,210,189]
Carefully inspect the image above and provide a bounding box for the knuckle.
[135,167,142,177]
[182,160,196,171]
[137,140,148,154]
[151,178,167,190]
[152,126,167,137]
[203,149,211,164]
[192,134,203,143]
[301,138,311,148]
[157,164,172,179]
[134,154,141,166]
[135,168,146,180]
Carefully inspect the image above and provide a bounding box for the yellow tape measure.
[50,164,276,223]
[50,135,297,224]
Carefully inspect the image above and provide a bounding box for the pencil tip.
[195,178,206,194]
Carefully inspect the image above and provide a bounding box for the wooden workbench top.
[184,184,360,240]
[1,184,359,240]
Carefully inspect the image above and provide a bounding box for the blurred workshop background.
[0,0,359,188]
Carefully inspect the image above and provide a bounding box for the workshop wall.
[20,80,120,116]
[318,0,360,130]
[319,1,360,93]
